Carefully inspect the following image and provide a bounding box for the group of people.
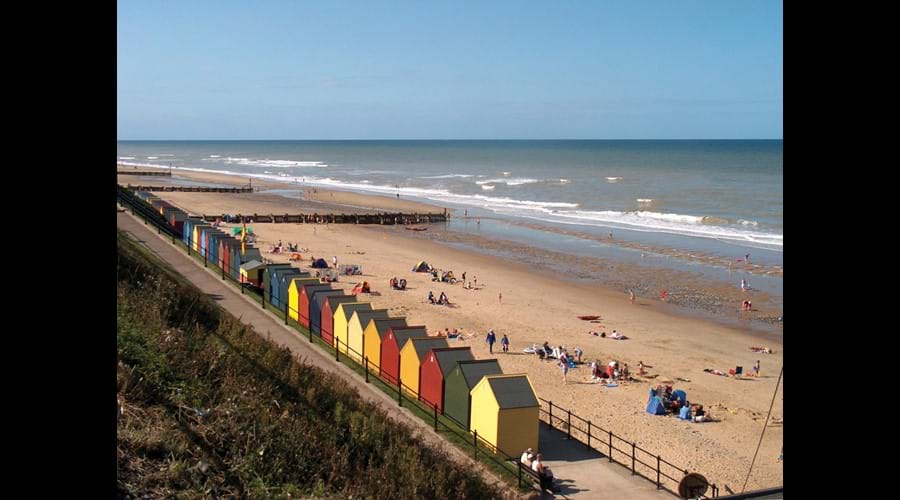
[520,448,556,491]
[484,329,509,354]
[269,240,302,255]
[590,360,631,383]
[426,291,450,306]
[389,277,408,290]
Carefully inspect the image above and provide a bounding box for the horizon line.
[118,138,783,142]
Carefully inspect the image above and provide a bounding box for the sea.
[117,140,783,312]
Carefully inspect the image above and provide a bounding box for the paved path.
[118,210,675,500]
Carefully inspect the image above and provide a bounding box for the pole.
[365,357,369,383]
[609,431,613,462]
[587,420,592,450]
[433,404,438,432]
[656,456,661,489]
[398,373,403,407]
[309,326,313,343]
[473,430,478,460]
[632,442,636,475]
[549,401,553,430]
[336,338,340,362]
[284,303,288,325]
[262,289,265,309]
[567,409,571,439]
[204,253,207,268]
[518,460,522,488]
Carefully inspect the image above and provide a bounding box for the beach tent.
[264,264,293,303]
[469,374,540,457]
[309,289,356,345]
[412,261,431,272]
[419,347,475,413]
[399,337,449,397]
[363,318,412,374]
[292,282,332,327]
[444,359,503,430]
[286,277,322,322]
[312,258,329,269]
[332,302,374,353]
[646,397,666,416]
[346,309,392,363]
[380,327,429,385]
[240,260,266,287]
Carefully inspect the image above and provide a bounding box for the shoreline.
[119,165,782,331]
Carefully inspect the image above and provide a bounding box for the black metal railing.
[539,398,718,498]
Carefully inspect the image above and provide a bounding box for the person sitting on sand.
[639,361,646,376]
[438,292,448,305]
[693,405,707,423]
[622,363,630,380]
[573,347,583,363]
[427,291,436,304]
[753,360,761,377]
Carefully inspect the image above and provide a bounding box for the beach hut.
[296,283,334,329]
[206,232,227,266]
[469,374,540,457]
[240,260,266,287]
[165,208,187,236]
[219,238,240,276]
[287,278,326,323]
[183,217,203,246]
[363,318,411,374]
[332,302,374,354]
[272,269,309,311]
[267,266,299,308]
[346,309,393,363]
[263,264,292,302]
[418,347,475,413]
[191,224,211,253]
[399,337,449,397]
[319,294,358,345]
[380,326,429,385]
[444,359,503,430]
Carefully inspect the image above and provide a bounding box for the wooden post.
[518,459,522,488]
[365,357,369,383]
[309,326,313,343]
[398,373,402,406]
[473,430,478,460]
[262,290,265,309]
[336,338,340,362]
[284,303,288,325]
[587,420,592,450]
[567,409,571,439]
[433,404,438,432]
[549,401,553,430]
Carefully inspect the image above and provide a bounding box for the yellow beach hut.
[399,337,448,397]
[346,309,391,363]
[469,374,539,457]
[286,277,321,322]
[363,317,409,372]
[332,302,373,354]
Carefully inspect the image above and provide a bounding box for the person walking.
[333,255,338,269]
[500,334,509,353]
[486,329,496,354]
[629,289,635,304]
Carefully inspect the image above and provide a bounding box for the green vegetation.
[116,231,507,498]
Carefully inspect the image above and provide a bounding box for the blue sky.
[117,1,782,139]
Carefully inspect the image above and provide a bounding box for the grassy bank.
[116,230,506,498]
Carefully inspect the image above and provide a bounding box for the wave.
[476,178,540,186]
[147,156,158,159]
[606,177,623,182]
[209,155,221,158]
[560,179,570,184]
[420,174,476,179]
[481,184,496,190]
[636,198,653,203]
[739,219,759,226]
[118,156,135,160]
[155,164,780,248]
[118,160,168,168]
[502,171,511,176]
[221,157,327,168]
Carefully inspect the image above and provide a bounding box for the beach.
[126,167,783,491]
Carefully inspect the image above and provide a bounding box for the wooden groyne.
[117,170,172,177]
[203,212,448,224]
[124,184,255,193]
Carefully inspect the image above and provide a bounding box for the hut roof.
[407,337,449,362]
[484,375,538,409]
[390,327,429,348]
[429,347,475,377]
[455,359,503,388]
[240,260,265,271]
[370,318,409,340]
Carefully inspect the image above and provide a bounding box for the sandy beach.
[122,167,783,490]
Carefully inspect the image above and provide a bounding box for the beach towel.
[577,315,601,320]
[703,368,727,377]
[523,347,537,354]
[605,383,618,388]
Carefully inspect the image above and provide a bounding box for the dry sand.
[128,167,783,490]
